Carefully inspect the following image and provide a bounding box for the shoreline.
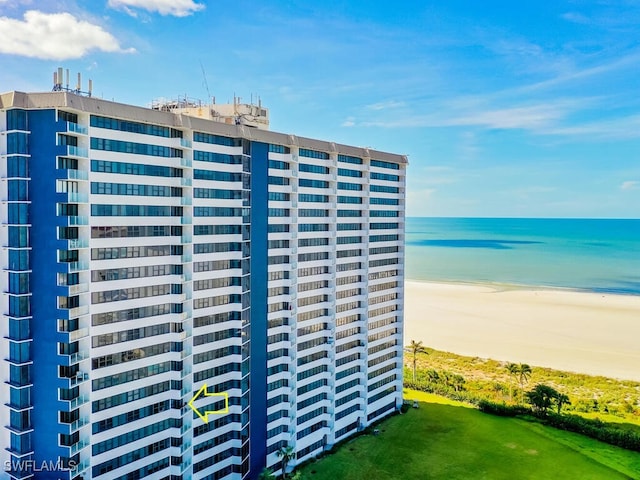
[403,280,640,382]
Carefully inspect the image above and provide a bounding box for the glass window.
[338,154,363,164]
[371,159,400,170]
[8,227,29,248]
[8,180,28,201]
[8,204,28,225]
[7,110,27,131]
[7,157,29,178]
[8,250,29,271]
[7,133,28,154]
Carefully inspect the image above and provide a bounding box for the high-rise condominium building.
[0,90,406,480]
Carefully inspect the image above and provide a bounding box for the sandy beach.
[404,281,640,382]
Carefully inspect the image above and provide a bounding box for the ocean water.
[405,217,640,295]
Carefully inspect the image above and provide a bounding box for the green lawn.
[299,390,640,480]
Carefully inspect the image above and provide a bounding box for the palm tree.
[517,363,532,403]
[526,384,558,416]
[555,393,571,414]
[276,444,296,479]
[506,363,519,402]
[258,468,276,480]
[405,340,428,382]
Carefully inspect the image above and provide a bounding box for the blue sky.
[1,0,639,218]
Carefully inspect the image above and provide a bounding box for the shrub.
[477,400,530,417]
[544,413,640,452]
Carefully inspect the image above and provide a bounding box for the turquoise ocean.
[405,218,640,295]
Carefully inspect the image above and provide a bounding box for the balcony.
[60,351,88,367]
[64,416,90,434]
[67,261,89,273]
[67,216,88,226]
[68,283,89,296]
[67,238,89,249]
[63,371,89,388]
[65,146,88,158]
[67,394,89,411]
[69,437,89,455]
[67,192,88,203]
[66,169,88,181]
[66,122,87,135]
[69,327,89,342]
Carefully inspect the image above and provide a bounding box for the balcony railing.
[67,192,88,203]
[67,216,89,226]
[67,238,89,249]
[66,145,88,158]
[66,122,87,135]
[66,169,89,181]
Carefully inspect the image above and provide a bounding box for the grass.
[299,389,640,480]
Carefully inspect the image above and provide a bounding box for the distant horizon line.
[407,216,640,220]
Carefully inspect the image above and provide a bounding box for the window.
[337,154,363,164]
[7,156,29,178]
[268,159,289,170]
[7,133,28,154]
[194,169,242,182]
[299,164,329,174]
[194,151,241,164]
[193,132,241,146]
[91,115,175,138]
[298,194,328,203]
[371,159,400,170]
[91,138,182,158]
[91,182,181,197]
[268,176,290,186]
[299,148,329,159]
[337,195,362,204]
[370,197,399,205]
[299,179,329,189]
[269,192,290,202]
[91,160,182,178]
[370,185,399,193]
[7,109,27,130]
[337,182,362,191]
[370,172,400,182]
[269,144,290,154]
[337,168,362,178]
[370,210,399,217]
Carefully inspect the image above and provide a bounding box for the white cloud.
[366,100,405,111]
[447,104,570,130]
[0,10,134,60]
[358,102,571,130]
[541,114,640,139]
[620,181,638,191]
[108,0,204,17]
[341,117,355,127]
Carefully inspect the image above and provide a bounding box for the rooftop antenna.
[199,61,212,103]
[51,67,92,96]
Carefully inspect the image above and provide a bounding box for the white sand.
[403,281,640,382]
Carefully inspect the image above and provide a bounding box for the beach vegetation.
[405,339,428,382]
[506,362,518,401]
[405,347,640,425]
[526,384,560,416]
[404,347,640,454]
[517,363,532,402]
[556,393,571,414]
